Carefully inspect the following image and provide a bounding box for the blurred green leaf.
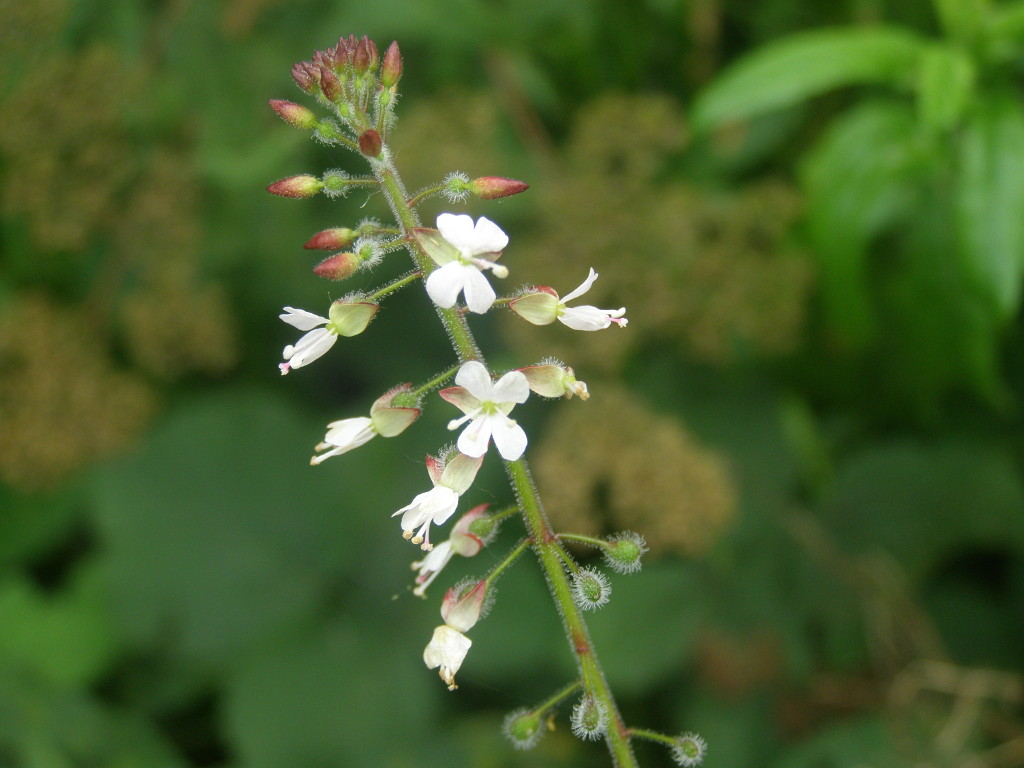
[915,43,975,131]
[826,439,1024,580]
[692,27,926,130]
[770,714,897,768]
[955,89,1024,320]
[932,0,989,45]
[91,390,390,662]
[801,100,925,342]
[0,563,117,688]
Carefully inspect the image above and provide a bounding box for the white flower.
[557,269,628,330]
[309,416,375,465]
[393,452,483,550]
[279,307,336,374]
[424,214,509,314]
[440,361,529,460]
[411,504,489,596]
[278,301,379,374]
[393,486,460,549]
[423,624,472,690]
[509,268,627,331]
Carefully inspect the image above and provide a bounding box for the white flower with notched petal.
[422,214,509,314]
[278,300,378,374]
[393,452,483,550]
[440,361,529,460]
[509,268,627,331]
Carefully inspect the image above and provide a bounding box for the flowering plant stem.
[373,144,639,767]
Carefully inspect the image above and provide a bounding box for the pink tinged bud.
[509,289,559,325]
[469,176,530,200]
[291,61,319,93]
[441,580,487,633]
[381,41,402,87]
[319,66,342,102]
[353,36,373,73]
[269,99,317,130]
[370,383,420,437]
[450,504,489,556]
[358,129,382,158]
[327,298,378,337]
[312,252,361,280]
[305,227,357,250]
[518,364,589,400]
[266,174,323,198]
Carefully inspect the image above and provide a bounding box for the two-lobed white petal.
[560,268,599,304]
[426,263,497,314]
[280,306,328,331]
[437,213,508,256]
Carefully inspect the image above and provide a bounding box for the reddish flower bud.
[291,61,319,93]
[358,129,382,158]
[269,99,317,130]
[381,41,402,87]
[331,38,351,68]
[313,252,361,280]
[469,176,530,200]
[441,580,488,633]
[266,174,322,198]
[304,227,357,250]
[353,37,372,73]
[319,66,342,102]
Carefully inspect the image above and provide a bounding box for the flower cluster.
[268,34,705,765]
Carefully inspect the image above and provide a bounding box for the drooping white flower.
[309,384,420,465]
[509,268,627,331]
[422,214,509,314]
[440,361,529,460]
[393,452,483,550]
[278,300,378,374]
[423,624,472,690]
[411,504,489,596]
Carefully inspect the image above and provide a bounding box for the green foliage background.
[2,0,1023,766]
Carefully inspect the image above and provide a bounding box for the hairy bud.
[305,227,357,250]
[269,99,317,130]
[381,41,402,87]
[671,732,707,767]
[313,252,361,281]
[469,176,530,200]
[570,567,610,611]
[319,66,342,102]
[570,695,608,741]
[502,708,545,750]
[358,129,383,158]
[603,531,648,574]
[266,174,322,198]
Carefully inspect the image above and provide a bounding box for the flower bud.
[327,297,378,337]
[266,174,322,198]
[370,383,420,437]
[313,252,361,280]
[469,176,530,200]
[269,99,317,130]
[517,363,589,400]
[509,288,559,325]
[291,61,319,93]
[603,531,647,574]
[502,707,546,750]
[381,41,402,87]
[318,66,342,102]
[305,227,357,250]
[570,567,610,611]
[320,169,351,198]
[353,36,376,73]
[671,732,708,767]
[358,129,382,158]
[570,695,608,741]
[441,579,487,633]
[450,504,491,556]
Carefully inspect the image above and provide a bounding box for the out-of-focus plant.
[694,0,1024,411]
